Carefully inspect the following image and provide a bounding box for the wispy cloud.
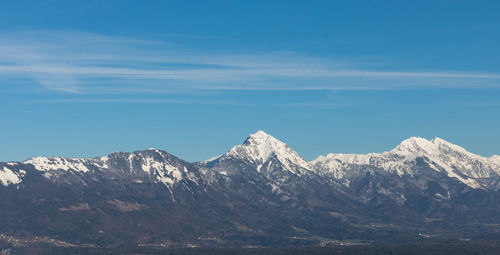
[1,30,499,93]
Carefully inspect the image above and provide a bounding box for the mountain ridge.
[3,131,497,189]
[1,130,500,247]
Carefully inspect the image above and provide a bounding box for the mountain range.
[1,130,499,248]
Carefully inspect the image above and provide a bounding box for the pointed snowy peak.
[242,130,278,145]
[391,136,436,154]
[224,130,312,172]
[237,130,289,161]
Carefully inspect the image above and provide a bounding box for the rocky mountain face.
[312,136,500,189]
[0,131,499,248]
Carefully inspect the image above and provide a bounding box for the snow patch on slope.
[24,157,90,172]
[141,154,183,185]
[0,167,22,186]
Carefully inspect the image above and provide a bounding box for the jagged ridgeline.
[1,131,500,248]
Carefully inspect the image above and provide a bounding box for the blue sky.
[1,0,499,162]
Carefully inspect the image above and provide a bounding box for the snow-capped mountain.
[0,148,202,188]
[5,132,496,190]
[312,136,500,189]
[203,130,312,176]
[1,131,500,248]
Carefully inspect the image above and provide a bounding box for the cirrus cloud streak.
[0,30,499,94]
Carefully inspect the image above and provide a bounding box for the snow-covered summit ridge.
[19,148,191,187]
[24,156,93,172]
[2,134,498,189]
[312,136,500,189]
[390,136,499,176]
[391,136,469,156]
[222,130,312,172]
[21,148,170,172]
